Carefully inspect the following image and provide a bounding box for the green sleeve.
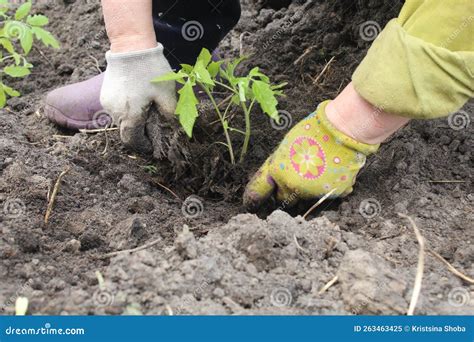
[353,0,474,119]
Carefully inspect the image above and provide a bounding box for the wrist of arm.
[101,0,157,53]
[326,83,410,145]
[109,34,157,53]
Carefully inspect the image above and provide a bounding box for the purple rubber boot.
[44,73,112,130]
[44,51,223,131]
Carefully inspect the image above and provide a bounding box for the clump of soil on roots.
[0,0,472,315]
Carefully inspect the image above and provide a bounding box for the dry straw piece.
[398,213,425,316]
[44,167,71,224]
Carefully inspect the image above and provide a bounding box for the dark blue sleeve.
[152,0,241,69]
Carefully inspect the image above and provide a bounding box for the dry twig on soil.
[312,56,335,85]
[44,167,71,224]
[149,179,182,202]
[165,305,174,316]
[79,127,119,134]
[427,180,467,183]
[293,234,309,254]
[239,31,251,57]
[398,213,425,316]
[97,238,162,260]
[101,125,110,155]
[428,249,474,284]
[318,275,339,295]
[293,45,317,66]
[303,188,337,219]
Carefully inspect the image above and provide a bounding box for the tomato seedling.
[0,0,59,107]
[152,48,286,164]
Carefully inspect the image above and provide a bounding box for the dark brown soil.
[0,0,472,315]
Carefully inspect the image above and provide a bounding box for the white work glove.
[100,43,176,154]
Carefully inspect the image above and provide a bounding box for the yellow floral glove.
[243,100,380,209]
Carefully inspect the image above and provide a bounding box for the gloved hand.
[100,43,176,154]
[243,100,380,209]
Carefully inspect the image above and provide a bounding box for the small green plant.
[142,164,158,175]
[153,48,286,164]
[0,0,59,107]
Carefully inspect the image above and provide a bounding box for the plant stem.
[222,97,233,121]
[202,86,236,164]
[215,80,238,94]
[239,99,255,163]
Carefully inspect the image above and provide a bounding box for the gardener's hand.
[100,44,176,154]
[243,100,380,209]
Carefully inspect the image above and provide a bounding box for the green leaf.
[196,48,212,67]
[0,84,6,108]
[238,79,249,103]
[3,84,20,97]
[4,65,31,77]
[252,80,278,119]
[193,60,214,87]
[227,56,246,77]
[0,0,8,15]
[231,94,240,105]
[272,82,288,90]
[15,2,31,21]
[0,38,15,54]
[20,28,33,54]
[12,53,21,65]
[26,14,49,26]
[249,67,269,82]
[175,79,199,137]
[207,61,223,78]
[31,26,59,48]
[151,70,186,83]
[180,64,194,74]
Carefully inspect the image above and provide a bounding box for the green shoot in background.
[152,48,286,164]
[0,0,59,107]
